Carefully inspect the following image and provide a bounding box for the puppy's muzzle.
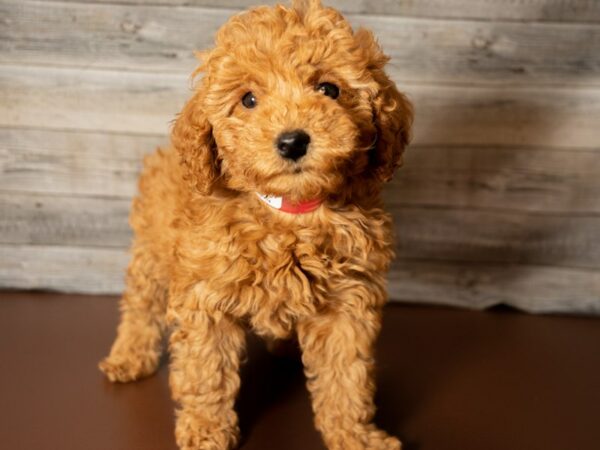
[276,130,310,161]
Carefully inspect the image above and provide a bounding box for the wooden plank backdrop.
[1,0,599,314]
[27,0,600,22]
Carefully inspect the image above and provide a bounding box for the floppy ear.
[371,74,413,182]
[356,29,414,182]
[171,92,219,196]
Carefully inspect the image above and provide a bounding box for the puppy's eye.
[317,82,340,100]
[242,92,257,109]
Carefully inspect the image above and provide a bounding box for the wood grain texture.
[392,145,600,214]
[2,192,599,270]
[3,65,600,149]
[3,1,600,85]
[1,0,599,312]
[1,243,597,313]
[2,128,600,214]
[388,261,600,314]
[395,207,600,269]
[412,83,600,149]
[0,128,162,197]
[0,192,132,247]
[0,244,128,294]
[360,0,600,22]
[0,65,187,136]
[29,0,600,23]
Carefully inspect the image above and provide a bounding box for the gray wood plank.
[1,243,597,313]
[392,146,600,214]
[0,128,162,197]
[413,83,600,148]
[2,128,600,214]
[29,0,600,23]
[2,192,599,268]
[2,64,600,148]
[395,207,600,269]
[3,1,600,85]
[359,14,600,86]
[0,65,188,136]
[0,244,128,294]
[363,0,600,22]
[0,192,132,247]
[388,260,600,314]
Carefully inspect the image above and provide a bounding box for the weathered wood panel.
[393,146,600,214]
[3,65,600,149]
[388,261,600,314]
[0,65,187,136]
[1,243,598,314]
[30,0,600,23]
[0,128,162,197]
[0,244,128,294]
[1,0,598,313]
[0,193,132,247]
[413,84,600,149]
[3,1,600,85]
[2,192,599,269]
[363,0,600,22]
[2,128,600,214]
[395,208,600,269]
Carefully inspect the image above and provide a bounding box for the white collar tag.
[256,193,283,209]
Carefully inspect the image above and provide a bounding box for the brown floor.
[0,291,599,450]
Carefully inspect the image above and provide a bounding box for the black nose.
[276,130,310,161]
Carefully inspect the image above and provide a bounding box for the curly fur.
[100,1,413,449]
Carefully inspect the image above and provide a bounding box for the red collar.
[256,193,322,214]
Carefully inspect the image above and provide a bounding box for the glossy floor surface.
[1,291,599,450]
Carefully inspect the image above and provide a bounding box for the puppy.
[100,1,413,449]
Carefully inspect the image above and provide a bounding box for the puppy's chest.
[231,228,348,298]
[230,230,349,334]
[229,218,384,298]
[197,215,390,336]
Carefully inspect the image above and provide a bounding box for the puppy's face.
[173,0,413,202]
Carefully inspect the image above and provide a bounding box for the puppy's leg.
[298,310,400,450]
[99,248,167,382]
[169,311,245,450]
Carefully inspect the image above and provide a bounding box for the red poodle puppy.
[100,1,413,449]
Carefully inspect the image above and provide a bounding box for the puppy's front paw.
[99,352,159,383]
[363,430,401,450]
[176,410,239,450]
[324,424,401,450]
